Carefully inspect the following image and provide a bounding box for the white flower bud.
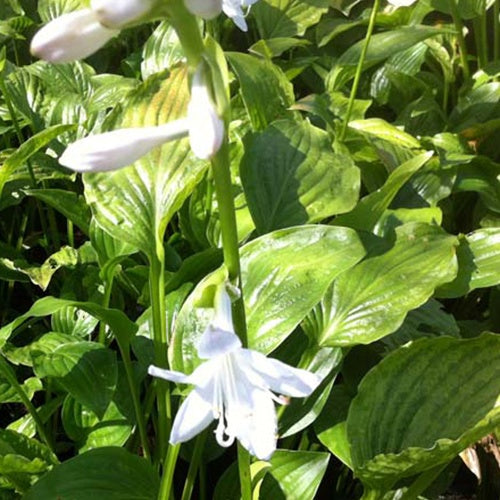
[184,0,222,19]
[388,0,417,6]
[30,9,118,64]
[59,120,190,173]
[91,0,155,29]
[187,69,224,160]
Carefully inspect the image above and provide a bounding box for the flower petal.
[91,0,154,29]
[59,120,189,172]
[235,387,277,460]
[170,385,215,444]
[197,325,241,359]
[222,0,248,31]
[30,9,118,64]
[184,0,222,19]
[239,349,321,397]
[147,365,192,384]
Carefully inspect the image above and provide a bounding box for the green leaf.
[37,0,87,21]
[84,66,206,261]
[334,152,432,231]
[31,334,117,419]
[0,124,75,196]
[0,296,137,351]
[24,447,159,499]
[437,229,500,298]
[241,119,360,233]
[172,225,366,372]
[260,450,330,500]
[24,189,91,234]
[0,376,41,404]
[316,223,458,346]
[226,52,294,130]
[348,119,421,149]
[347,334,500,489]
[253,0,330,38]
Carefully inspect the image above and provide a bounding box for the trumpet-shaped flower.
[184,0,259,31]
[187,67,225,160]
[148,286,321,460]
[91,0,155,29]
[59,120,189,172]
[30,9,118,64]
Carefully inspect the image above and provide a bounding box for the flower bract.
[148,286,321,460]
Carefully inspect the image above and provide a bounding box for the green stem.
[67,219,74,247]
[494,0,500,61]
[149,252,170,462]
[360,489,385,500]
[158,443,180,500]
[181,432,207,500]
[340,0,380,141]
[167,0,205,67]
[118,342,151,461]
[0,356,54,452]
[211,142,247,345]
[98,274,115,345]
[449,0,471,80]
[237,444,252,500]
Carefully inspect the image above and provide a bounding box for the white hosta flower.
[187,67,224,160]
[91,0,155,29]
[184,0,259,31]
[148,286,321,460]
[30,9,118,64]
[59,120,189,172]
[184,0,222,19]
[387,0,417,6]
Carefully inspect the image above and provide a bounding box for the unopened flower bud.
[184,0,222,19]
[59,120,190,173]
[30,9,118,64]
[91,0,155,29]
[187,69,224,160]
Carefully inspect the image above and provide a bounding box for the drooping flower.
[30,9,118,64]
[148,285,321,460]
[59,120,190,173]
[184,0,259,32]
[187,66,225,160]
[91,0,155,29]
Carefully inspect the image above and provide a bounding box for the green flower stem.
[117,341,151,461]
[237,443,252,500]
[340,0,381,141]
[473,12,488,69]
[98,273,115,345]
[449,0,471,81]
[158,443,180,500]
[211,142,248,344]
[0,356,54,453]
[181,432,207,500]
[149,251,170,462]
[167,0,205,67]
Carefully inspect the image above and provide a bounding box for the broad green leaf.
[348,119,421,149]
[37,0,86,21]
[171,225,365,372]
[437,229,500,298]
[316,223,458,346]
[31,334,117,419]
[429,0,491,19]
[141,22,184,79]
[24,189,91,234]
[0,376,41,404]
[0,124,75,196]
[51,306,99,339]
[226,52,294,130]
[260,450,330,500]
[0,429,57,466]
[347,334,500,489]
[253,0,330,38]
[24,447,159,500]
[84,66,206,261]
[334,152,432,231]
[241,119,360,233]
[0,296,137,351]
[249,38,310,58]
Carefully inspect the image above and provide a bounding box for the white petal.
[91,0,155,29]
[59,120,189,172]
[387,0,417,6]
[235,387,277,460]
[197,324,241,359]
[239,349,321,397]
[30,9,117,64]
[170,386,215,443]
[222,0,248,31]
[184,0,222,19]
[187,69,224,160]
[147,365,192,384]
